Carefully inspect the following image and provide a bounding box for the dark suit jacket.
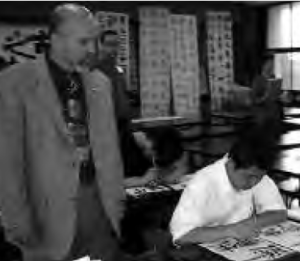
[0,56,125,261]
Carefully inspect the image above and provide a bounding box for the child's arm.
[124,168,158,188]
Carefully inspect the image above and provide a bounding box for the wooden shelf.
[280,188,300,199]
[288,209,300,222]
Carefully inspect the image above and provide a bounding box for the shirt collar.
[219,154,239,193]
[46,53,83,89]
[46,53,71,77]
[221,154,256,194]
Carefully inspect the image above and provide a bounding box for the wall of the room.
[0,1,267,88]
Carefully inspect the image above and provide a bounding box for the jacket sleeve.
[114,71,132,122]
[103,74,126,235]
[87,70,126,236]
[0,67,33,243]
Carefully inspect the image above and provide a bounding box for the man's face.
[54,18,97,68]
[230,164,265,191]
[100,34,119,60]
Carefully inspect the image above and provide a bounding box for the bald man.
[0,4,125,261]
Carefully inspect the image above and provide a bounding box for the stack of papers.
[126,174,194,197]
[73,256,101,261]
[200,221,300,261]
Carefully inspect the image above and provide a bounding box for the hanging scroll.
[170,14,201,117]
[139,7,171,117]
[206,11,234,112]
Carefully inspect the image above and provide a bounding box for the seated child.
[124,126,189,188]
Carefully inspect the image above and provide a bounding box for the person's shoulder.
[257,175,277,187]
[0,61,28,77]
[199,157,225,175]
[194,157,226,183]
[90,68,112,86]
[252,175,279,195]
[188,158,223,187]
[1,56,44,77]
[0,59,39,93]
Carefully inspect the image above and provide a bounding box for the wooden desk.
[166,221,300,261]
[277,130,300,149]
[131,116,202,130]
[131,116,228,131]
[131,116,243,132]
[123,176,194,253]
[125,175,193,200]
[166,244,230,261]
[272,148,300,178]
[181,125,238,142]
[212,111,252,121]
[166,244,300,261]
[283,118,300,127]
[284,108,300,118]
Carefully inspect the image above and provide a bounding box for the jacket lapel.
[81,70,105,150]
[81,69,119,170]
[81,70,125,233]
[34,57,69,136]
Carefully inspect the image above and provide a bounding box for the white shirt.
[170,156,286,241]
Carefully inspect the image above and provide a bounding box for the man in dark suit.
[97,30,131,122]
[0,4,125,261]
[94,30,149,178]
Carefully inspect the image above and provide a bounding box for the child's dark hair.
[228,127,278,171]
[145,126,184,168]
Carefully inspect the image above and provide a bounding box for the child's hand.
[144,168,160,188]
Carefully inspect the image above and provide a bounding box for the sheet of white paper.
[260,221,300,252]
[73,256,91,261]
[200,237,295,261]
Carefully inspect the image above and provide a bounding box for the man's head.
[49,4,98,70]
[226,130,278,190]
[98,30,120,61]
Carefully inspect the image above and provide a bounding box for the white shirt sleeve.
[170,173,210,241]
[253,175,286,214]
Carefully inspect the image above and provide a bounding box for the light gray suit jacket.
[0,56,125,261]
